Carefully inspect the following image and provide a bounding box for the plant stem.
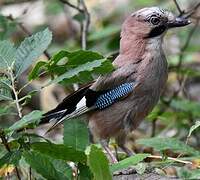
[79,0,90,50]
[148,155,195,166]
[9,69,22,118]
[0,133,21,180]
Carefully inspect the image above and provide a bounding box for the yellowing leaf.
[0,164,14,177]
[191,159,200,169]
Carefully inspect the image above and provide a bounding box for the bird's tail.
[44,106,93,134]
[39,83,92,126]
[41,109,67,124]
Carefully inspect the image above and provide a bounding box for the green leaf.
[137,137,200,156]
[23,151,67,180]
[88,145,112,180]
[189,169,200,179]
[110,154,150,173]
[0,40,16,70]
[65,50,104,65]
[171,99,200,118]
[49,50,104,66]
[177,167,192,179]
[177,168,200,179]
[48,50,69,66]
[7,110,43,132]
[0,77,12,101]
[0,107,11,116]
[78,163,93,180]
[46,58,112,86]
[73,13,86,22]
[0,15,16,40]
[30,50,114,85]
[64,119,89,151]
[52,159,72,179]
[35,50,114,86]
[15,28,52,76]
[188,121,200,138]
[31,142,86,163]
[133,163,147,175]
[21,133,51,143]
[0,150,21,168]
[28,61,47,80]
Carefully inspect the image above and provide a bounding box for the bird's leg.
[114,133,137,175]
[100,139,118,163]
[120,145,134,157]
[116,131,133,157]
[89,129,95,143]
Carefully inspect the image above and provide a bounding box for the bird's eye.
[150,17,160,25]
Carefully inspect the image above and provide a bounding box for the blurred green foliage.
[0,0,200,179]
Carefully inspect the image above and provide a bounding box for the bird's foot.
[109,153,118,164]
[100,139,118,163]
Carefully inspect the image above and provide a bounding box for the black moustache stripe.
[147,25,166,38]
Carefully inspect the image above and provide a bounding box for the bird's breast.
[88,50,168,140]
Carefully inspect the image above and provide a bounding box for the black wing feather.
[40,84,91,124]
[40,82,136,124]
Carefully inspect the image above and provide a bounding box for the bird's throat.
[119,35,147,60]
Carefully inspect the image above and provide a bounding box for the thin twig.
[177,21,199,68]
[173,0,184,15]
[18,80,33,94]
[29,166,31,180]
[173,0,200,20]
[79,0,90,50]
[59,0,84,12]
[59,0,90,50]
[151,120,157,137]
[163,20,199,104]
[185,2,200,18]
[148,155,197,166]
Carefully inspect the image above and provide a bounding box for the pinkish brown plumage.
[41,7,191,163]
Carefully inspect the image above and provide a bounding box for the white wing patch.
[76,96,87,109]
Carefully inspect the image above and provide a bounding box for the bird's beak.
[167,16,191,28]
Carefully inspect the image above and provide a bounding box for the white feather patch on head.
[132,7,166,18]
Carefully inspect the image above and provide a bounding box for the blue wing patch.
[95,82,135,109]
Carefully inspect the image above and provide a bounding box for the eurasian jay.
[41,7,190,163]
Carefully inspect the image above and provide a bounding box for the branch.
[173,0,200,20]
[8,68,22,118]
[173,0,184,15]
[79,0,90,50]
[148,155,196,166]
[59,0,84,12]
[185,2,200,18]
[177,20,199,68]
[59,0,90,50]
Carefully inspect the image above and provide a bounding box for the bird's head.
[121,7,191,39]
